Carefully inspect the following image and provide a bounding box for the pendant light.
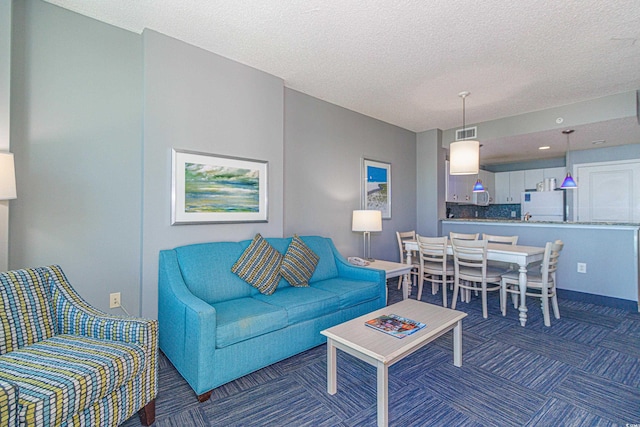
[560,129,577,189]
[472,177,485,192]
[449,91,480,175]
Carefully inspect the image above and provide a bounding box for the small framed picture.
[171,149,268,224]
[362,158,391,219]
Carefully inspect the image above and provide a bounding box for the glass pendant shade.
[449,140,479,175]
[472,178,485,192]
[560,172,577,189]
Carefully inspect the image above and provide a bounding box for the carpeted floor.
[121,281,640,426]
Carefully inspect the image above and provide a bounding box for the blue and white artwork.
[363,159,391,219]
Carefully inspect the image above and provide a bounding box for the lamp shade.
[449,140,479,175]
[560,172,577,189]
[352,210,382,232]
[0,152,16,200]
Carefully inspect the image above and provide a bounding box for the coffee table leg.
[327,339,337,394]
[453,319,463,367]
[377,361,388,427]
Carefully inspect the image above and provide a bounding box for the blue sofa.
[158,235,386,401]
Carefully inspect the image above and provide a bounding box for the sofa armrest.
[331,245,387,303]
[158,250,217,394]
[0,379,18,427]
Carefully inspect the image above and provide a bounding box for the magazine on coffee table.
[365,313,426,338]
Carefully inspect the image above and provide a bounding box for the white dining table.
[403,240,545,326]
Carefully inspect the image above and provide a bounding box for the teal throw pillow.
[232,233,283,295]
[281,235,319,287]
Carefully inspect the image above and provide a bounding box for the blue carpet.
[121,282,640,426]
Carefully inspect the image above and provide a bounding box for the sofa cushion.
[253,286,339,325]
[0,334,146,426]
[0,267,57,355]
[280,235,320,287]
[232,234,283,295]
[175,241,255,304]
[310,277,381,309]
[297,236,339,283]
[213,298,288,348]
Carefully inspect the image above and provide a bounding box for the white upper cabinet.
[524,169,544,190]
[495,171,524,203]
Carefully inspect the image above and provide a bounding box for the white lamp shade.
[449,140,479,175]
[0,152,16,200]
[352,210,382,232]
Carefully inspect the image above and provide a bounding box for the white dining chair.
[451,238,504,319]
[449,232,479,241]
[483,233,518,271]
[500,240,564,326]
[416,235,454,307]
[396,230,420,290]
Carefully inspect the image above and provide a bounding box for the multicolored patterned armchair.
[0,265,157,427]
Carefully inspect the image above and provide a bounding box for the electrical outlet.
[577,263,587,274]
[109,292,121,308]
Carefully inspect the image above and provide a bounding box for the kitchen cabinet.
[494,171,524,203]
[446,161,489,203]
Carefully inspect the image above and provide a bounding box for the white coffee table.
[321,299,467,427]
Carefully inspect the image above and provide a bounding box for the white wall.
[283,89,416,262]
[141,30,284,318]
[0,0,12,271]
[10,0,143,313]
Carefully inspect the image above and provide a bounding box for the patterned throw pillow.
[281,235,320,287]
[231,234,283,295]
[0,268,57,355]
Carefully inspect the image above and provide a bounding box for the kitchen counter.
[443,218,640,229]
[441,219,640,309]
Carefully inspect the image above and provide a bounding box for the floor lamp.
[352,210,382,260]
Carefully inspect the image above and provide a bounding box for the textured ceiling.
[42,0,640,162]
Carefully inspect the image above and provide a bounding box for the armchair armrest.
[0,379,18,427]
[331,245,387,303]
[47,266,157,354]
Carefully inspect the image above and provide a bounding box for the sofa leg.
[197,390,213,403]
[138,399,156,426]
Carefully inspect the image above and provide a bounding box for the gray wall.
[283,89,416,262]
[141,30,284,318]
[416,129,446,237]
[9,0,143,313]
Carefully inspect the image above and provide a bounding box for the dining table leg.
[518,263,528,326]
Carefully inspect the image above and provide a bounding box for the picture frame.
[171,149,268,224]
[361,158,391,219]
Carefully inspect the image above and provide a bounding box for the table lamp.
[352,210,382,260]
[0,152,16,200]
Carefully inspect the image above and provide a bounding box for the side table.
[365,259,414,301]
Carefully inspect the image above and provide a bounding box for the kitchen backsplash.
[446,203,521,220]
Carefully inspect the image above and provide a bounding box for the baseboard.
[557,289,638,312]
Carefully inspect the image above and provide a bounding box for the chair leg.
[417,275,424,301]
[500,280,507,316]
[551,293,560,319]
[451,280,459,310]
[138,399,156,426]
[397,275,403,290]
[481,282,488,319]
[541,293,551,327]
[442,278,448,308]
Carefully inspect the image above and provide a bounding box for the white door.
[576,160,640,222]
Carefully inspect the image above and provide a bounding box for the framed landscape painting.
[362,158,391,219]
[171,149,268,224]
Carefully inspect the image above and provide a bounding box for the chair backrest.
[451,238,488,276]
[396,230,416,262]
[449,232,479,241]
[416,235,448,272]
[483,233,518,245]
[541,240,564,285]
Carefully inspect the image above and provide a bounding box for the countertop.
[442,218,640,229]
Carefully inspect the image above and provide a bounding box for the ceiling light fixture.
[539,146,550,150]
[560,129,577,189]
[449,91,479,175]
